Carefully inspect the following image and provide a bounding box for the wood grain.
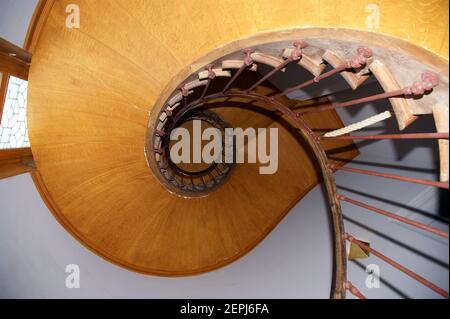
[0,37,31,80]
[0,72,9,124]
[433,104,449,182]
[369,60,417,130]
[0,51,29,81]
[0,148,34,179]
[0,37,32,63]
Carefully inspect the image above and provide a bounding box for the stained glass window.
[0,75,29,149]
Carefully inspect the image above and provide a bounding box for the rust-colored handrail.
[331,165,449,189]
[337,194,448,238]
[222,48,254,93]
[271,46,372,99]
[344,281,366,299]
[272,64,348,99]
[246,41,306,93]
[303,89,405,115]
[320,132,449,140]
[301,71,440,115]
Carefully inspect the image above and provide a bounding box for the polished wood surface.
[0,52,28,81]
[0,37,31,80]
[0,148,34,179]
[369,60,417,130]
[0,37,32,64]
[27,0,446,275]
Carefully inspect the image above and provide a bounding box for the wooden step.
[369,59,417,130]
[433,104,449,182]
[221,60,258,71]
[251,52,286,71]
[198,68,231,80]
[322,50,371,90]
[282,47,326,76]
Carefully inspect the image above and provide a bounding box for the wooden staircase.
[0,0,448,299]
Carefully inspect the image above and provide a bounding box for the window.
[0,75,29,149]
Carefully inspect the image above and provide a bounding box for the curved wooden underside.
[27,0,448,276]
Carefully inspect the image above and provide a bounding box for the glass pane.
[0,75,29,149]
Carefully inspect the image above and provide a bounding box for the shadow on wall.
[337,185,448,223]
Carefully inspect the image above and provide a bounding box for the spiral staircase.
[0,0,448,299]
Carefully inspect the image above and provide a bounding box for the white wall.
[0,0,448,299]
[0,0,37,46]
